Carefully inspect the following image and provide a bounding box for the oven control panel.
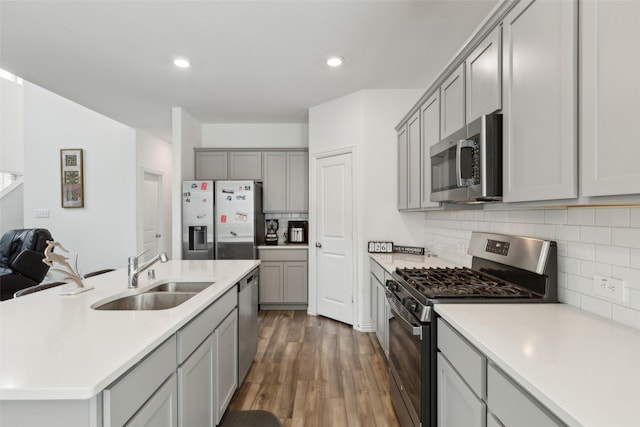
[486,239,510,256]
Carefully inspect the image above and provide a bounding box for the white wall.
[202,123,308,148]
[309,89,423,331]
[1,78,24,174]
[136,129,173,258]
[23,82,137,275]
[0,181,24,233]
[424,206,640,330]
[171,108,202,258]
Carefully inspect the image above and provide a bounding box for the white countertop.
[258,244,308,249]
[370,252,460,274]
[0,259,260,401]
[435,303,640,427]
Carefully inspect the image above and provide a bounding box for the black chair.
[0,228,53,301]
[13,281,67,298]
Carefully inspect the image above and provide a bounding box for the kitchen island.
[0,259,260,426]
[435,303,640,427]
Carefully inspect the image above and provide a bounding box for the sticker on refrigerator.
[236,194,246,200]
[235,212,248,221]
[190,183,197,189]
[200,182,208,190]
[222,188,234,194]
[220,215,227,223]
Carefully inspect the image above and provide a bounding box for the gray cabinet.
[194,150,262,181]
[262,151,309,213]
[370,259,389,357]
[466,25,502,123]
[195,151,228,180]
[176,287,238,426]
[440,64,465,139]
[407,111,421,209]
[502,0,578,202]
[214,309,238,424]
[178,334,215,427]
[437,353,486,427]
[580,0,640,197]
[438,318,565,427]
[127,374,178,427]
[420,91,441,209]
[397,124,408,210]
[258,248,308,309]
[229,152,262,180]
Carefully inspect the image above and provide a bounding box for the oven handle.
[386,292,423,339]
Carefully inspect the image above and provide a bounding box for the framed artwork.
[60,148,84,208]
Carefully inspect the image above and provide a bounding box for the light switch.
[35,209,49,218]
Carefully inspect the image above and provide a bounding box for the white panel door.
[315,152,354,325]
[142,171,162,261]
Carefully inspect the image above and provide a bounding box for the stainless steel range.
[385,232,557,427]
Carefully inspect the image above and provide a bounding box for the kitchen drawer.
[259,248,307,262]
[104,335,177,427]
[177,285,237,364]
[487,363,565,427]
[437,318,486,398]
[370,259,385,283]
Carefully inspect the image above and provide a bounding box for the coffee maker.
[287,220,308,244]
[265,219,279,245]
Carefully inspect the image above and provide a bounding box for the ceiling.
[1,0,497,141]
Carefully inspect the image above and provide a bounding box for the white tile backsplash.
[424,205,640,330]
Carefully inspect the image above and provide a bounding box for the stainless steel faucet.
[128,251,168,288]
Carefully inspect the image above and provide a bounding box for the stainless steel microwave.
[430,113,502,203]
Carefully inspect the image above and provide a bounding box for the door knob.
[315,242,322,248]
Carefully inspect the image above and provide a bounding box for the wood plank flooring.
[229,310,400,427]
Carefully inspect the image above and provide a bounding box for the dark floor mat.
[220,410,282,427]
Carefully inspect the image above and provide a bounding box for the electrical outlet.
[593,275,628,304]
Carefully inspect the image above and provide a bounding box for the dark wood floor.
[229,310,400,427]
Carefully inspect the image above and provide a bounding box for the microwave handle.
[456,139,475,187]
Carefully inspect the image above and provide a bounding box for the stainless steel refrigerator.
[215,180,265,259]
[182,180,215,260]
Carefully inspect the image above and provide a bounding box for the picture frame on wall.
[60,148,84,208]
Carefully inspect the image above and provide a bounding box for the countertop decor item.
[42,240,93,295]
[60,148,84,208]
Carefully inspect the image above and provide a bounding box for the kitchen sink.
[92,292,196,311]
[91,280,215,311]
[148,281,214,293]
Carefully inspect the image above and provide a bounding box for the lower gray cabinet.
[215,309,238,424]
[437,353,486,427]
[370,258,389,357]
[178,334,215,426]
[127,374,178,427]
[259,248,308,309]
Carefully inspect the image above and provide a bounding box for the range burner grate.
[395,267,538,299]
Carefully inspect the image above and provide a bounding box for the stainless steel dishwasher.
[238,268,258,384]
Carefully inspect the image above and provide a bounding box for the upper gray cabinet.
[502,0,578,202]
[195,151,227,180]
[194,149,261,181]
[466,25,502,123]
[397,124,408,210]
[407,111,421,210]
[228,152,262,180]
[440,64,466,139]
[420,91,441,209]
[580,0,640,197]
[262,150,308,213]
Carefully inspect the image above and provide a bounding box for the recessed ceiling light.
[174,58,190,68]
[326,56,344,67]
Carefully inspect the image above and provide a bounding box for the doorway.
[312,151,355,325]
[141,170,164,261]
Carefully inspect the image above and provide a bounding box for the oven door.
[386,293,429,427]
